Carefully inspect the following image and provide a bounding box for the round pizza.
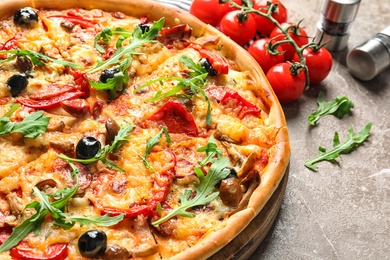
[0,0,290,259]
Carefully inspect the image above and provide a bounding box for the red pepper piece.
[18,90,84,109]
[0,37,18,59]
[147,101,198,136]
[198,48,229,75]
[10,242,68,260]
[48,15,96,29]
[73,72,90,98]
[157,24,192,49]
[220,91,260,119]
[28,84,78,100]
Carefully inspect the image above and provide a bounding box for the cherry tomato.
[293,47,333,85]
[248,38,285,74]
[189,0,229,26]
[222,0,243,13]
[270,22,309,61]
[266,62,306,103]
[220,11,257,46]
[253,0,288,37]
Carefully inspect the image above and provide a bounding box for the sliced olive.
[137,23,151,34]
[6,73,28,97]
[99,67,120,83]
[13,7,38,27]
[199,58,218,76]
[76,136,101,159]
[78,230,107,258]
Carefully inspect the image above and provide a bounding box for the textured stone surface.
[250,0,390,259]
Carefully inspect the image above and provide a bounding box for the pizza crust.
[0,0,290,258]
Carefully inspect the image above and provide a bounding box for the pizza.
[0,0,290,259]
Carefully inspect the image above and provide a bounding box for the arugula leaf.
[135,55,213,125]
[94,27,132,53]
[197,136,222,166]
[89,70,129,101]
[0,104,50,138]
[0,49,82,69]
[152,157,230,226]
[305,122,373,171]
[58,124,134,171]
[0,166,124,253]
[308,92,354,125]
[88,18,164,74]
[139,126,172,170]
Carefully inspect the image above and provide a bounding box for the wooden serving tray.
[210,167,289,259]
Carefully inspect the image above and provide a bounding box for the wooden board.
[210,166,289,260]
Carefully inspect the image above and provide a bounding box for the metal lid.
[321,0,361,23]
[346,37,390,81]
[316,26,351,51]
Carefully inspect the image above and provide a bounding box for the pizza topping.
[100,67,120,83]
[13,7,39,27]
[105,117,121,143]
[220,91,260,119]
[102,244,131,260]
[0,49,82,69]
[16,55,34,73]
[18,89,85,109]
[60,98,91,117]
[199,57,218,76]
[0,104,50,139]
[152,138,230,226]
[76,136,102,159]
[219,174,243,207]
[10,242,68,260]
[78,229,107,258]
[48,15,97,29]
[139,126,172,170]
[59,124,133,171]
[198,48,229,75]
[147,101,198,137]
[6,73,28,97]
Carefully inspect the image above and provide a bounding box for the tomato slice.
[198,49,229,75]
[221,91,260,119]
[10,242,68,260]
[147,101,198,136]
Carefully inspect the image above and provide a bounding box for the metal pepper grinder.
[315,0,361,51]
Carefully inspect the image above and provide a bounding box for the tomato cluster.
[189,0,333,103]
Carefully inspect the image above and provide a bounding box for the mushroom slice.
[221,141,259,179]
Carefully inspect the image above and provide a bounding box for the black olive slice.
[99,67,120,83]
[6,73,28,97]
[76,136,101,159]
[199,58,218,76]
[78,230,107,258]
[13,7,39,27]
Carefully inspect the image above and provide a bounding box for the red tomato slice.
[198,48,229,75]
[10,242,68,260]
[147,101,198,136]
[220,91,261,119]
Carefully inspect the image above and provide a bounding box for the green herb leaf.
[94,27,132,53]
[0,104,50,138]
[305,122,373,171]
[88,18,164,74]
[152,157,230,226]
[139,126,172,170]
[89,70,129,101]
[0,49,82,69]
[308,92,354,125]
[135,55,213,125]
[0,163,124,253]
[58,124,133,171]
[197,136,222,166]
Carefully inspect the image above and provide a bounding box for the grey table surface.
[248,0,390,259]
